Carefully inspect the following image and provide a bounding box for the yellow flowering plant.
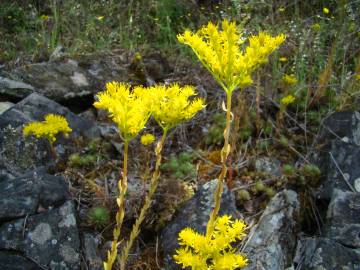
[174,215,248,270]
[94,81,205,270]
[177,20,285,241]
[94,82,152,270]
[140,133,155,146]
[119,84,205,270]
[23,113,72,144]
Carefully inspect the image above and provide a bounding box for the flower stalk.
[119,129,168,270]
[206,91,232,236]
[104,139,129,270]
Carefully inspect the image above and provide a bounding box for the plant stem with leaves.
[119,129,168,270]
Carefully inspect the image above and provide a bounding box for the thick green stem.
[103,140,129,270]
[206,92,232,236]
[119,130,168,270]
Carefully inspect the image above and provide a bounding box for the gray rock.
[244,190,300,270]
[321,111,360,146]
[161,179,240,270]
[49,45,68,62]
[254,156,282,177]
[0,101,14,115]
[294,237,360,269]
[0,201,80,270]
[0,170,70,220]
[0,93,100,176]
[83,233,103,270]
[0,93,99,138]
[0,251,42,270]
[2,54,128,102]
[325,189,360,248]
[0,76,35,99]
[317,140,360,200]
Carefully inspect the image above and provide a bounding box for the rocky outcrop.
[0,93,100,177]
[161,179,240,270]
[244,190,300,270]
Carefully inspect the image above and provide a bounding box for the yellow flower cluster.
[94,82,205,139]
[140,133,155,145]
[173,215,248,270]
[281,94,296,105]
[94,82,152,141]
[150,84,205,131]
[23,114,72,143]
[177,20,285,93]
[283,74,298,85]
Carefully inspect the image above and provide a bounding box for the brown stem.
[119,129,168,270]
[103,140,129,270]
[206,92,232,236]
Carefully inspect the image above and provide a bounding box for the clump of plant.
[94,82,204,270]
[173,215,248,269]
[68,153,97,168]
[205,112,226,145]
[23,114,72,157]
[87,206,111,229]
[161,151,196,179]
[174,19,285,269]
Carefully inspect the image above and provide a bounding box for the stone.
[161,179,240,270]
[49,45,68,62]
[83,233,103,270]
[0,76,35,100]
[294,237,360,269]
[0,169,70,220]
[0,251,42,270]
[324,189,360,248]
[0,93,100,176]
[0,101,14,115]
[254,156,282,177]
[0,201,80,270]
[244,190,300,270]
[320,111,360,146]
[317,140,360,200]
[1,53,128,102]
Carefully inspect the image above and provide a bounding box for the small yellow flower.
[355,74,360,81]
[94,82,152,141]
[40,15,49,21]
[323,7,330,14]
[150,84,205,131]
[23,114,72,143]
[174,215,248,269]
[97,16,104,21]
[134,52,142,61]
[281,95,296,106]
[311,23,321,31]
[283,74,298,85]
[278,7,285,12]
[141,134,155,146]
[279,57,287,62]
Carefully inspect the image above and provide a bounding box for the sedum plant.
[119,83,205,270]
[175,19,285,269]
[173,215,248,270]
[94,82,152,270]
[94,82,204,270]
[23,114,72,156]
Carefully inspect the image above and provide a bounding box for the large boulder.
[316,140,360,200]
[0,169,70,221]
[244,190,300,270]
[294,237,360,270]
[324,189,360,249]
[0,200,80,270]
[161,179,240,270]
[0,54,128,103]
